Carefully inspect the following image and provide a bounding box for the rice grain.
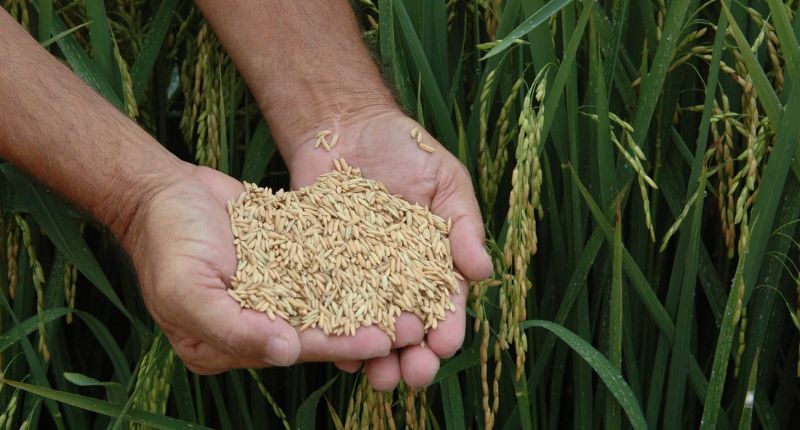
[228,159,459,339]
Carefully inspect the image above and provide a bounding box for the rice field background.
[2,0,800,428]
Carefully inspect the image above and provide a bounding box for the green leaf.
[701,44,800,430]
[0,378,212,430]
[37,0,52,43]
[629,0,695,151]
[0,307,69,354]
[131,0,179,102]
[434,340,480,384]
[0,290,66,429]
[378,0,415,113]
[440,374,465,430]
[484,0,574,59]
[568,168,712,401]
[521,320,647,429]
[607,207,624,430]
[63,372,127,406]
[393,0,459,152]
[40,21,91,49]
[73,311,132,384]
[294,376,338,430]
[240,121,276,183]
[663,173,707,428]
[720,2,781,127]
[765,0,800,80]
[29,0,124,110]
[85,0,118,95]
[0,165,143,332]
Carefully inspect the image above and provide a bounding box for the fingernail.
[266,336,290,366]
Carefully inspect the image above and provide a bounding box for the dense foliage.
[2,0,800,428]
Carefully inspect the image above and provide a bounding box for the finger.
[393,312,425,349]
[335,360,362,373]
[298,325,391,362]
[425,279,468,359]
[173,338,276,374]
[182,285,302,367]
[399,344,440,388]
[365,351,401,392]
[430,159,493,281]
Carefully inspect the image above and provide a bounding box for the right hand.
[120,164,393,374]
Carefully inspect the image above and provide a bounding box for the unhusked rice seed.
[418,143,436,153]
[227,159,459,340]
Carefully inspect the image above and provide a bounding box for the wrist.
[259,81,400,163]
[97,157,195,251]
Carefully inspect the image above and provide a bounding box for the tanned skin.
[0,1,492,390]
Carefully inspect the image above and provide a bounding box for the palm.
[284,109,492,389]
[289,111,438,203]
[128,167,393,374]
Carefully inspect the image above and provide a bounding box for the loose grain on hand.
[226,159,459,340]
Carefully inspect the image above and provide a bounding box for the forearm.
[0,10,191,241]
[192,0,398,156]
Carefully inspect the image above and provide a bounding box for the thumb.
[190,286,302,367]
[431,159,493,281]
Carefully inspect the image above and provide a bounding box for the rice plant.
[1,0,800,428]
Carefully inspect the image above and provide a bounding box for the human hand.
[120,165,394,374]
[280,106,493,390]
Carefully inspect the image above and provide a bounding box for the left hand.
[280,106,493,390]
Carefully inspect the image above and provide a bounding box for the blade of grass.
[208,376,233,430]
[606,205,624,430]
[37,0,52,42]
[628,0,696,152]
[295,376,337,430]
[0,165,143,332]
[484,0,574,59]
[240,121,275,183]
[85,0,118,95]
[527,229,604,391]
[765,0,800,79]
[701,61,800,430]
[568,168,713,402]
[63,372,127,406]
[226,371,254,430]
[0,291,65,429]
[40,21,91,49]
[0,378,212,430]
[521,320,647,429]
[29,0,124,111]
[393,0,458,151]
[170,364,196,423]
[590,11,617,208]
[663,172,707,429]
[73,311,132,385]
[420,0,449,94]
[0,308,69,354]
[433,339,479,384]
[440,374,465,430]
[131,0,179,102]
[720,2,781,127]
[737,353,758,430]
[602,0,630,92]
[378,0,416,113]
[536,0,593,159]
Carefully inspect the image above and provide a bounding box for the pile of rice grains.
[226,158,461,339]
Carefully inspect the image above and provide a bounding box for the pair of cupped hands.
[124,107,492,391]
